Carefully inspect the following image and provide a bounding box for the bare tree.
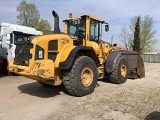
[120,25,129,49]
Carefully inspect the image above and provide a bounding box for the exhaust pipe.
[52,10,61,34]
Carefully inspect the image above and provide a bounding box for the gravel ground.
[0,63,160,120]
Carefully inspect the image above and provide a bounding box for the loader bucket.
[121,51,145,79]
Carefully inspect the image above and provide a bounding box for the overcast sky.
[0,0,160,51]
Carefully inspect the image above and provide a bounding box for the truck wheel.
[108,57,129,84]
[63,56,98,97]
[2,64,10,75]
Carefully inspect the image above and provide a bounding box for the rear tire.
[108,57,129,84]
[63,56,98,97]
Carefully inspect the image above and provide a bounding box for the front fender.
[59,46,96,70]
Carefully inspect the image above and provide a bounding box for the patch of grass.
[99,87,160,120]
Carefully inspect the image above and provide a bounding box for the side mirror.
[6,34,11,44]
[105,23,109,32]
[7,34,10,40]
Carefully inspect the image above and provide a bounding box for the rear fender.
[105,51,122,73]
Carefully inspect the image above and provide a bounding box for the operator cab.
[63,14,109,45]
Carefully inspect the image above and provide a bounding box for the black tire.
[2,63,10,75]
[63,56,98,97]
[108,57,129,84]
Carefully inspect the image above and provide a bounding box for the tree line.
[120,16,158,53]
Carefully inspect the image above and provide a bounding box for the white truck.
[0,23,43,75]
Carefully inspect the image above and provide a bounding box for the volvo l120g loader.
[9,10,145,96]
[0,23,43,75]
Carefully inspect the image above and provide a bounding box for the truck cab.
[0,23,43,74]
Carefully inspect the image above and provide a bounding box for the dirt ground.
[0,63,160,120]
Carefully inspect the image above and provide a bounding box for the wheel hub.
[121,65,127,77]
[81,67,93,87]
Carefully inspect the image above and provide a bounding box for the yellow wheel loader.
[9,10,145,96]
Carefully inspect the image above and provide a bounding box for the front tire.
[63,56,98,97]
[108,57,129,84]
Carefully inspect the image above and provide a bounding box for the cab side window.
[90,19,100,43]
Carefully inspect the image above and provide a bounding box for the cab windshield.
[67,18,86,36]
[13,32,36,44]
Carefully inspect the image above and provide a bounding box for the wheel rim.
[81,67,93,87]
[121,65,127,77]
